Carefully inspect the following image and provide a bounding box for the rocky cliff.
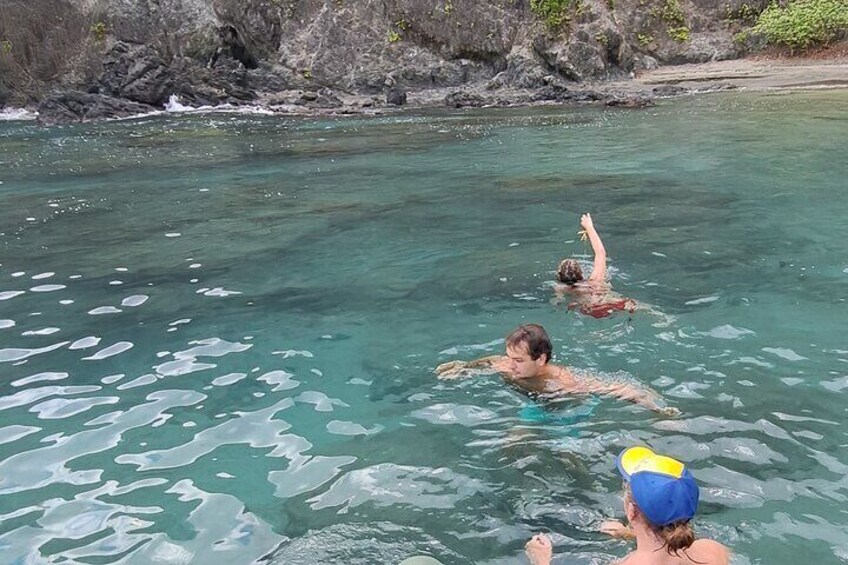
[0,0,768,123]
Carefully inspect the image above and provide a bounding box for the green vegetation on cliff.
[752,0,848,49]
[530,0,573,29]
[653,0,691,43]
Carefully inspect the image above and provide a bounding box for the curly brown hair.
[557,259,584,285]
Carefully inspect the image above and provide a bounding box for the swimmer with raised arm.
[525,446,729,565]
[436,324,678,416]
[555,213,637,319]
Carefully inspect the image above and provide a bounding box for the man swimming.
[555,213,637,319]
[436,324,678,416]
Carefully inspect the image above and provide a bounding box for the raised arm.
[435,355,509,379]
[581,213,607,282]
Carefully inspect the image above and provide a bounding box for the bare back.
[619,540,729,565]
[555,280,637,319]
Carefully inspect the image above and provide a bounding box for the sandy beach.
[613,54,848,92]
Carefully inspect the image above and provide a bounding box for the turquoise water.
[1,90,847,564]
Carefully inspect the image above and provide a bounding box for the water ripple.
[0,390,204,495]
[0,341,70,363]
[2,93,847,563]
[83,341,134,360]
[12,371,69,387]
[309,464,491,511]
[115,397,292,471]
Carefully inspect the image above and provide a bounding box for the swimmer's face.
[505,343,546,380]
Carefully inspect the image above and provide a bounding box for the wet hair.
[557,259,584,285]
[656,521,697,556]
[505,324,552,364]
[624,486,697,557]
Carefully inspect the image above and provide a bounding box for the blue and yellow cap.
[616,446,699,527]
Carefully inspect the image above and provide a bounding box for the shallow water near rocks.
[1,90,847,564]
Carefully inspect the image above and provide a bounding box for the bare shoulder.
[616,551,652,565]
[583,279,610,291]
[552,365,580,385]
[553,365,588,394]
[554,283,571,296]
[687,539,730,565]
[609,541,728,565]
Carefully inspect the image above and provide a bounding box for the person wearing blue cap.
[524,446,729,565]
[603,446,728,564]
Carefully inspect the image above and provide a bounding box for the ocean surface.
[1,89,847,564]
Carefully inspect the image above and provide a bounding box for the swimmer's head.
[557,259,584,285]
[618,446,699,556]
[506,324,553,366]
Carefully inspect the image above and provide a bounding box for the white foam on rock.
[0,108,38,121]
[163,94,274,116]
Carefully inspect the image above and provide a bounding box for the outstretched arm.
[435,355,509,379]
[575,375,680,416]
[581,213,607,282]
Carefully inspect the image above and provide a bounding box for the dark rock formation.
[604,95,655,108]
[444,91,486,108]
[36,92,155,125]
[5,0,761,121]
[529,84,573,102]
[653,85,689,96]
[99,43,174,106]
[293,88,343,108]
[208,25,259,69]
[386,86,407,106]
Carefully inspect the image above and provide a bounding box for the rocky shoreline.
[13,55,843,126]
[2,0,846,126]
[0,0,752,124]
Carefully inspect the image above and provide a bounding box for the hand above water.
[525,533,553,565]
[599,520,635,539]
[436,356,507,379]
[656,406,682,418]
[435,360,470,379]
[580,213,595,232]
